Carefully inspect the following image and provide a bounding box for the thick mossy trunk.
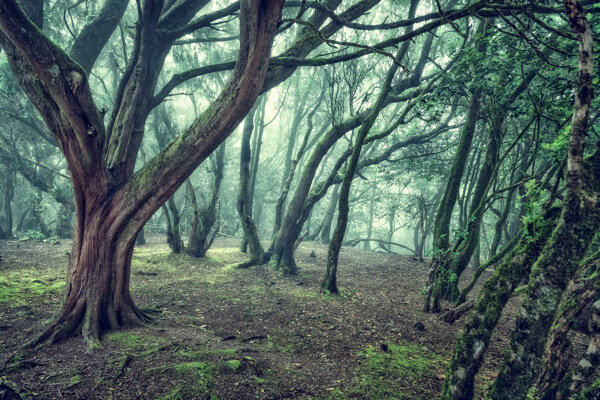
[441,207,560,400]
[488,5,597,396]
[536,256,599,400]
[569,299,600,397]
[489,206,600,399]
[34,198,151,348]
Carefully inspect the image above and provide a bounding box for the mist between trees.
[0,0,598,399]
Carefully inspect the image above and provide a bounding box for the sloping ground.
[0,236,556,399]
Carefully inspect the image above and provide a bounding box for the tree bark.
[441,207,561,399]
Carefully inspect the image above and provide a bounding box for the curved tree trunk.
[488,4,597,397]
[322,52,399,294]
[320,184,340,243]
[34,191,152,349]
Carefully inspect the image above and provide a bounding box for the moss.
[158,386,183,400]
[176,348,237,359]
[105,331,166,352]
[322,343,444,399]
[0,271,64,307]
[223,359,242,372]
[572,377,600,400]
[67,375,83,388]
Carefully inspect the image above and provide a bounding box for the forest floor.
[0,235,528,400]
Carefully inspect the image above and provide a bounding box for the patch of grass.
[67,375,83,388]
[150,362,215,400]
[0,271,64,307]
[323,343,444,399]
[223,359,242,372]
[104,331,166,352]
[176,347,237,360]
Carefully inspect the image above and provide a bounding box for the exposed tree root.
[29,299,152,350]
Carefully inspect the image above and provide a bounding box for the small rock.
[380,343,389,352]
[414,321,425,331]
[296,281,304,286]
[310,250,316,258]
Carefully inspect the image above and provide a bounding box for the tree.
[0,0,285,347]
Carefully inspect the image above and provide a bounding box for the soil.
[0,236,587,400]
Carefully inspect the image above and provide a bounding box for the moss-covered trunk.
[320,184,340,243]
[536,254,599,400]
[441,207,561,399]
[431,126,500,306]
[163,197,184,254]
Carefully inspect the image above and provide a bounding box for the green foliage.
[18,229,46,241]
[223,359,242,372]
[520,180,550,238]
[542,124,570,161]
[149,362,215,400]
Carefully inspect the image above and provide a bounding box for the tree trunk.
[187,143,226,258]
[441,207,561,399]
[321,54,400,294]
[136,227,146,246]
[0,0,285,348]
[364,180,376,251]
[56,202,73,239]
[536,254,599,400]
[163,197,184,254]
[236,104,265,266]
[34,192,152,349]
[1,170,14,238]
[320,184,340,243]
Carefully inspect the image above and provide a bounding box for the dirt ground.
[0,235,572,400]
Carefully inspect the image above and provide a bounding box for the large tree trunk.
[34,191,151,349]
